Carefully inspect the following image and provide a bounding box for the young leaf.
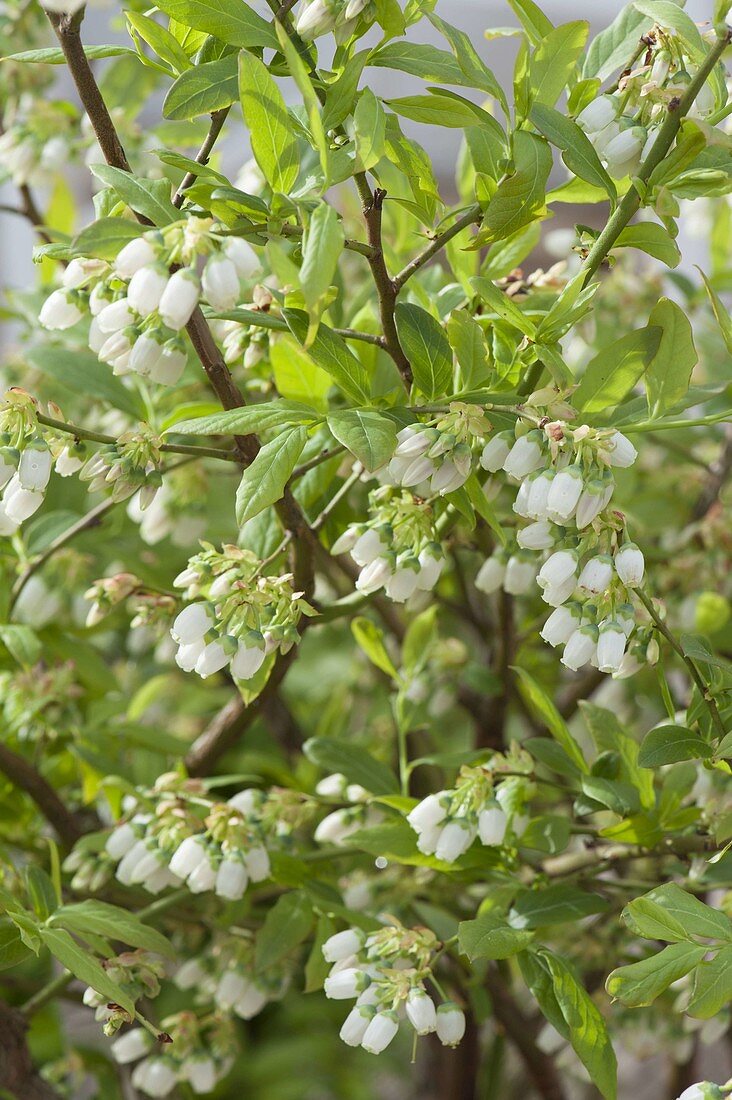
[458,912,534,960]
[49,900,175,958]
[255,891,313,972]
[614,223,680,267]
[88,165,178,226]
[171,401,319,436]
[39,927,135,1015]
[303,737,399,795]
[687,945,732,1019]
[529,104,616,205]
[351,618,400,681]
[353,88,387,171]
[510,885,608,928]
[645,298,698,416]
[542,951,618,1100]
[606,941,706,1007]
[623,885,732,943]
[513,668,588,773]
[572,326,662,413]
[283,311,371,405]
[481,131,552,243]
[235,427,308,526]
[239,53,299,194]
[583,5,649,80]
[155,0,278,49]
[395,303,452,399]
[528,22,589,110]
[163,54,238,120]
[300,204,345,316]
[637,724,711,768]
[506,0,554,44]
[327,409,397,472]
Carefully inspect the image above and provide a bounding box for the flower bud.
[202,254,240,311]
[323,928,366,963]
[475,554,506,595]
[127,265,169,318]
[296,0,337,40]
[171,602,214,644]
[503,553,536,595]
[97,297,136,334]
[231,637,266,681]
[215,855,248,900]
[435,819,475,863]
[517,520,556,550]
[614,543,644,587]
[324,967,370,1000]
[603,125,646,179]
[158,268,200,330]
[111,1028,152,1064]
[480,431,513,472]
[503,431,544,480]
[243,845,270,882]
[478,804,508,846]
[39,289,83,330]
[436,1002,466,1047]
[114,236,158,278]
[576,94,619,133]
[149,340,187,386]
[361,1009,399,1054]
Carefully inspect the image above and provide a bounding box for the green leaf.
[458,912,534,960]
[687,945,732,1018]
[163,55,238,120]
[510,885,608,929]
[39,927,135,1015]
[327,409,397,472]
[283,311,371,405]
[25,347,143,419]
[351,617,400,681]
[270,336,331,411]
[638,724,712,768]
[528,22,589,110]
[506,0,554,44]
[529,104,616,205]
[572,326,662,413]
[155,0,278,49]
[50,900,175,958]
[481,131,552,243]
[303,737,399,795]
[369,41,473,86]
[633,1,706,60]
[25,867,58,920]
[583,5,649,80]
[514,668,588,773]
[624,884,732,943]
[235,427,308,526]
[353,88,387,172]
[3,45,135,64]
[0,919,32,971]
[542,951,617,1100]
[386,92,490,128]
[239,52,299,194]
[394,303,452,399]
[274,23,330,186]
[447,310,490,389]
[471,276,537,337]
[0,625,42,668]
[427,14,509,114]
[72,217,142,260]
[171,400,319,436]
[614,223,680,267]
[255,891,313,972]
[126,11,193,74]
[89,165,178,226]
[645,298,698,416]
[606,941,707,1007]
[300,204,345,314]
[698,267,732,353]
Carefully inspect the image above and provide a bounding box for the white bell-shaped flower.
[561,625,599,671]
[171,602,214,645]
[436,1002,466,1047]
[475,554,506,595]
[111,1028,152,1065]
[127,265,169,317]
[541,604,581,647]
[324,967,370,1000]
[578,554,614,594]
[614,543,644,587]
[18,445,52,492]
[435,819,475,863]
[596,620,627,674]
[202,254,240,311]
[480,431,513,472]
[224,236,261,279]
[114,236,158,278]
[406,988,437,1034]
[158,269,200,331]
[39,288,83,330]
[478,804,508,846]
[361,1009,399,1054]
[340,1004,376,1047]
[503,432,544,480]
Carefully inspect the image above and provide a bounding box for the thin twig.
[173,106,231,208]
[636,588,727,740]
[0,742,98,848]
[37,412,238,463]
[362,188,412,386]
[393,204,482,292]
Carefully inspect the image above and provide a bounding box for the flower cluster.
[332,486,445,603]
[477,419,655,676]
[171,543,315,680]
[0,102,73,186]
[79,427,163,506]
[174,931,287,1021]
[575,46,715,178]
[387,403,489,497]
[406,754,535,862]
[82,951,165,1036]
[105,778,272,900]
[322,921,466,1054]
[295,0,373,42]
[39,218,261,385]
[0,390,54,533]
[111,1011,236,1098]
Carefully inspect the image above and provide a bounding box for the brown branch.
[362,188,412,387]
[0,742,97,848]
[173,107,231,208]
[485,967,568,1100]
[0,999,63,1100]
[46,7,316,595]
